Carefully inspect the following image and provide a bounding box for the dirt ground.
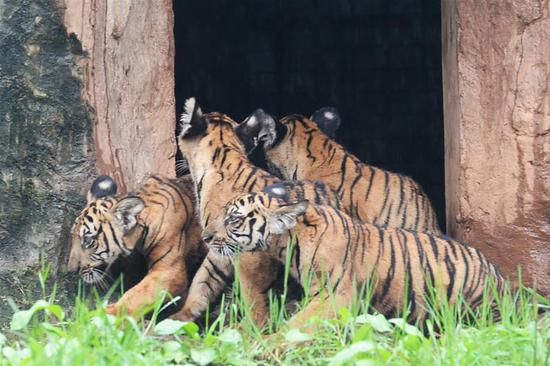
[0,270,81,330]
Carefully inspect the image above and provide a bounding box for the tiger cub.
[235,109,441,234]
[171,98,344,326]
[68,174,206,315]
[203,183,506,330]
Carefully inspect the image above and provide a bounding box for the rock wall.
[0,0,94,270]
[443,0,549,295]
[61,0,176,193]
[0,0,176,272]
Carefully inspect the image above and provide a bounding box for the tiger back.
[236,110,441,234]
[68,174,205,315]
[172,98,344,325]
[203,184,506,330]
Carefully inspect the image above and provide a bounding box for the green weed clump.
[0,261,548,366]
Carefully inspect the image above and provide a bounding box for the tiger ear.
[112,196,145,234]
[310,107,341,138]
[179,97,207,139]
[267,201,308,234]
[87,175,118,203]
[236,108,277,150]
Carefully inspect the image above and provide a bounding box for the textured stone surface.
[61,0,176,193]
[443,0,549,295]
[0,0,94,270]
[0,0,176,272]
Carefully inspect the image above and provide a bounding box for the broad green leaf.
[377,347,392,361]
[0,332,5,346]
[191,348,217,366]
[154,319,186,335]
[389,318,423,337]
[330,341,375,366]
[40,322,65,337]
[162,340,182,353]
[10,300,64,330]
[163,340,187,363]
[339,307,352,323]
[203,333,218,346]
[284,328,313,343]
[218,328,242,344]
[355,313,392,333]
[46,304,64,321]
[353,324,372,342]
[11,305,45,331]
[183,321,200,336]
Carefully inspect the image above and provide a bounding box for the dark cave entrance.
[173,1,446,231]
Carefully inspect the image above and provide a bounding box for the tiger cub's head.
[177,97,244,174]
[235,107,341,179]
[68,176,145,285]
[202,184,308,257]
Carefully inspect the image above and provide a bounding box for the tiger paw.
[169,307,194,322]
[105,303,117,315]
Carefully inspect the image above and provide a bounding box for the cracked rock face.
[0,0,176,273]
[443,0,549,296]
[0,0,94,271]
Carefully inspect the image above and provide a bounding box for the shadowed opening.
[174,0,445,231]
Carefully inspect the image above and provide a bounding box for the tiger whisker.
[94,271,107,290]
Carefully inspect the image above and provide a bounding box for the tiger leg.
[171,252,234,321]
[237,252,281,328]
[286,293,349,332]
[107,256,188,316]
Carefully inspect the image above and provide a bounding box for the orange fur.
[69,175,205,315]
[239,113,441,234]
[173,105,343,326]
[205,189,506,331]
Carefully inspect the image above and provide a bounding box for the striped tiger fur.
[235,109,441,234]
[202,183,506,331]
[68,174,206,315]
[172,98,345,326]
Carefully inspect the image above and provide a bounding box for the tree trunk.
[442,0,550,296]
[62,0,177,193]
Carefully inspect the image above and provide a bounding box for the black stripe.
[337,154,349,193]
[376,171,390,226]
[305,132,316,163]
[443,244,456,300]
[399,231,416,318]
[108,222,130,254]
[413,188,420,230]
[348,162,362,217]
[380,230,395,301]
[206,257,233,284]
[397,175,407,228]
[149,245,174,267]
[364,166,376,205]
[241,168,259,191]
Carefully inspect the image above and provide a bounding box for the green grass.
[0,263,548,366]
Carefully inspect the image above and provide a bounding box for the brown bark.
[443,0,550,295]
[60,0,176,192]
